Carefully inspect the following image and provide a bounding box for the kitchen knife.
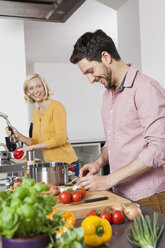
[71,196,108,205]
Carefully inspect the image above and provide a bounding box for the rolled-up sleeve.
[137,80,165,168]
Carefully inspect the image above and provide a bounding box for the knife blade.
[71,196,108,205]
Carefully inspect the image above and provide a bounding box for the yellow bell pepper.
[81,215,112,247]
[48,209,76,235]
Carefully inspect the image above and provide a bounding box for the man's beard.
[104,68,113,89]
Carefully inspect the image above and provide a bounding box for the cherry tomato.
[100,211,112,223]
[72,191,82,202]
[59,192,72,204]
[104,207,114,214]
[13,148,24,159]
[112,210,124,224]
[77,188,86,198]
[86,209,97,217]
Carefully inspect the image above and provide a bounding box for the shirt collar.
[123,64,139,88]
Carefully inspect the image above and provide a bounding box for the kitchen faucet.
[0,143,8,151]
[0,112,11,126]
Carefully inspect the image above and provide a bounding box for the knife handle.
[85,196,108,203]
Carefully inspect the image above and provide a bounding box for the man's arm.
[107,157,150,188]
[79,157,150,190]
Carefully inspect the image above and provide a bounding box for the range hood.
[0,0,86,23]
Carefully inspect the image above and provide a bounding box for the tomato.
[59,192,72,204]
[86,209,97,217]
[13,148,24,159]
[112,210,124,224]
[100,211,112,223]
[104,207,114,214]
[72,191,82,202]
[77,188,86,198]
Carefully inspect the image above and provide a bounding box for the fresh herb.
[46,227,84,248]
[0,177,84,248]
[128,212,164,248]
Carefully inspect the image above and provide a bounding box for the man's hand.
[77,174,110,191]
[79,162,101,178]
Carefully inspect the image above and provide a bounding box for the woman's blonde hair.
[23,73,52,104]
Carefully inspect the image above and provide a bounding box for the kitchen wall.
[139,0,165,85]
[0,0,165,146]
[118,0,165,88]
[0,20,28,145]
[25,0,118,142]
[117,0,141,70]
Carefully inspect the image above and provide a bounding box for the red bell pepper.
[13,148,24,159]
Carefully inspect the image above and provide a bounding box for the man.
[70,29,165,213]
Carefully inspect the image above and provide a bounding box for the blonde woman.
[6,73,78,167]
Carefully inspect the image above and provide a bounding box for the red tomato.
[86,212,97,217]
[77,188,86,198]
[104,207,114,214]
[72,191,82,202]
[86,209,97,217]
[100,211,112,223]
[13,148,24,160]
[59,192,72,204]
[112,210,124,224]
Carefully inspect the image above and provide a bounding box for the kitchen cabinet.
[71,139,106,176]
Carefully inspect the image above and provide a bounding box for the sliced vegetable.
[128,212,164,248]
[81,215,112,247]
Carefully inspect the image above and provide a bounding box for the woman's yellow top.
[30,100,78,163]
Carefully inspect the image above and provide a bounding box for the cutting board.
[54,190,131,219]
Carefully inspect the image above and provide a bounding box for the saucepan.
[28,162,74,186]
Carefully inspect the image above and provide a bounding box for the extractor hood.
[0,0,86,23]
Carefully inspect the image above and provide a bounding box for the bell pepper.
[48,209,76,235]
[81,215,112,247]
[13,148,24,159]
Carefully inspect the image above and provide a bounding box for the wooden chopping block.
[54,190,131,219]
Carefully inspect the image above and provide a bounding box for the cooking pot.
[28,162,69,186]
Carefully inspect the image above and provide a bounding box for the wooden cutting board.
[54,190,131,219]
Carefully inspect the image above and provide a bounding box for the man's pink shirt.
[102,64,165,201]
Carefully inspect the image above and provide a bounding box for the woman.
[6,73,78,167]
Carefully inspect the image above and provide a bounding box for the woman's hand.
[17,146,34,160]
[5,124,20,139]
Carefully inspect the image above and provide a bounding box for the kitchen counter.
[76,205,165,248]
[0,204,164,247]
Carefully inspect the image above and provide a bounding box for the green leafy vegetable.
[128,212,164,248]
[0,177,84,248]
[46,227,84,248]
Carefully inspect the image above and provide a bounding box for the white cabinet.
[71,140,105,176]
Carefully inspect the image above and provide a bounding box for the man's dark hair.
[70,29,121,64]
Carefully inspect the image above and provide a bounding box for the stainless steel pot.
[28,162,69,186]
